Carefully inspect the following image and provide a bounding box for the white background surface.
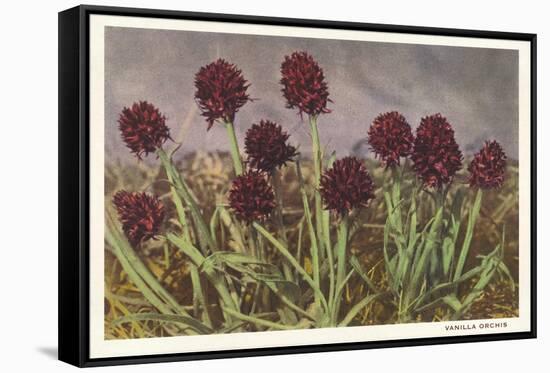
[0,0,546,371]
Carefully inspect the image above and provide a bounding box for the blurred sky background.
[105,26,519,164]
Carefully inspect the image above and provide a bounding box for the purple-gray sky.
[105,26,518,164]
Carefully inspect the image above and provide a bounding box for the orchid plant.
[105,51,512,336]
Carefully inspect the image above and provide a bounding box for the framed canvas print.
[58,4,537,367]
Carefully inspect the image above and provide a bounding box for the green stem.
[249,224,259,259]
[333,214,349,322]
[391,167,409,288]
[454,188,483,282]
[428,189,446,284]
[189,265,213,328]
[271,169,288,243]
[165,160,192,243]
[157,148,216,252]
[225,121,243,176]
[391,166,403,232]
[309,115,325,258]
[271,169,293,281]
[295,161,322,307]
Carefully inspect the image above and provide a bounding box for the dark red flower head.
[320,156,375,217]
[113,191,165,246]
[411,113,463,189]
[118,101,171,159]
[367,111,414,168]
[468,140,507,189]
[228,170,275,224]
[244,120,298,173]
[194,58,251,130]
[280,51,331,117]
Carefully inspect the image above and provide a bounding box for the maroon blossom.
[228,170,275,224]
[280,51,331,117]
[244,120,298,173]
[118,101,171,159]
[194,58,251,130]
[113,191,165,247]
[367,111,414,168]
[468,140,507,189]
[411,114,463,189]
[320,156,375,217]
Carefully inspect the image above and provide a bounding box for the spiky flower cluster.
[320,156,375,217]
[367,111,414,168]
[112,191,165,246]
[468,140,507,189]
[228,170,276,224]
[280,51,331,117]
[411,113,463,189]
[194,58,251,130]
[118,101,171,159]
[244,120,298,173]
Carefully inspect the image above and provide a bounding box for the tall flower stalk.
[228,169,276,261]
[412,113,463,282]
[245,120,297,277]
[320,156,375,322]
[115,101,241,327]
[455,140,507,281]
[243,120,297,234]
[368,111,413,226]
[281,51,332,259]
[195,58,252,175]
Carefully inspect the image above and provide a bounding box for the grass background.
[104,153,519,339]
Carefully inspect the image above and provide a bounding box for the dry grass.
[104,152,519,339]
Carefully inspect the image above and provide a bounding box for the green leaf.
[339,293,385,327]
[112,313,214,334]
[253,222,329,313]
[442,295,462,313]
[106,213,190,318]
[442,236,454,277]
[222,308,294,330]
[453,189,483,281]
[410,265,484,312]
[158,149,216,252]
[296,160,323,307]
[452,245,501,320]
[409,207,443,295]
[350,255,379,292]
[167,233,239,316]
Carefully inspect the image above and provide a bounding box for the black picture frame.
[58,4,537,368]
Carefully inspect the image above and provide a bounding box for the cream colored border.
[89,14,532,359]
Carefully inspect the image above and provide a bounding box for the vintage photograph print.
[58,5,535,366]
